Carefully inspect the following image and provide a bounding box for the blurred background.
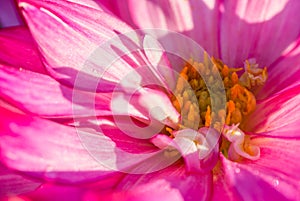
[0,0,23,28]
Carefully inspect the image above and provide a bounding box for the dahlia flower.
[1,0,300,201]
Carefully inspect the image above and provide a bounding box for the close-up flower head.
[0,0,300,200]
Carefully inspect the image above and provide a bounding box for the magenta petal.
[247,84,300,137]
[19,0,134,91]
[0,64,112,117]
[0,26,46,74]
[0,107,124,184]
[0,164,41,198]
[220,0,300,67]
[211,159,240,201]
[116,164,212,201]
[104,0,221,57]
[25,183,84,201]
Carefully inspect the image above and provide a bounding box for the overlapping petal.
[18,0,175,93]
[0,64,112,117]
[18,0,134,90]
[0,0,299,200]
[0,106,124,184]
[103,0,221,57]
[219,0,300,67]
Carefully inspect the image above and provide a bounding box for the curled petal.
[223,125,260,161]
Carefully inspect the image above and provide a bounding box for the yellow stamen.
[169,55,266,133]
[231,72,239,85]
[222,65,229,77]
[226,100,235,125]
[205,105,211,127]
[163,54,268,162]
[242,88,256,115]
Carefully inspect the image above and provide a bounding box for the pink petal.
[219,135,300,200]
[0,26,46,74]
[0,106,124,184]
[257,42,300,99]
[103,0,221,57]
[116,163,212,201]
[19,0,136,91]
[220,0,300,67]
[249,137,300,181]
[0,64,111,117]
[0,164,41,198]
[247,84,300,137]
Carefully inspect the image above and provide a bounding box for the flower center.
[168,53,267,161]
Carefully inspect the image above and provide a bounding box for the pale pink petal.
[247,84,300,137]
[0,26,46,74]
[18,0,137,91]
[86,117,183,174]
[103,0,221,57]
[116,163,212,201]
[0,164,41,198]
[0,64,111,117]
[143,35,176,90]
[111,87,179,133]
[0,106,124,184]
[257,42,300,99]
[220,0,300,67]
